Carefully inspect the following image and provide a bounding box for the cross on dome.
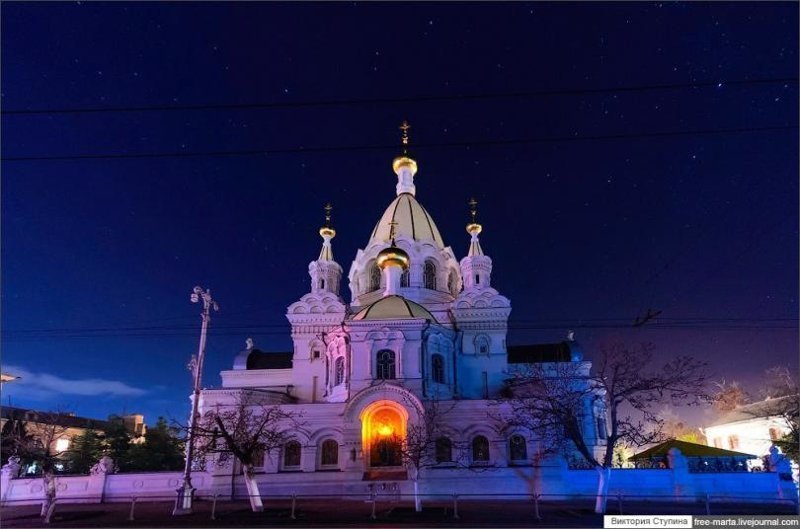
[399,120,411,154]
[393,120,418,195]
[318,202,336,261]
[466,197,484,257]
[468,197,479,223]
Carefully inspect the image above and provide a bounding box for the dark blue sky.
[2,2,797,425]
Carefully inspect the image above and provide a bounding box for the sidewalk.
[1,498,796,528]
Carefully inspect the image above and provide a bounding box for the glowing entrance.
[360,400,407,468]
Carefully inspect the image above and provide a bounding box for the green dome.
[352,295,437,322]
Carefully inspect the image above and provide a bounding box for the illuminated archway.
[360,400,408,468]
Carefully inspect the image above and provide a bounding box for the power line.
[3,320,795,340]
[2,77,796,116]
[3,317,793,334]
[3,124,796,163]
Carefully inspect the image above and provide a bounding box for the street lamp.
[173,286,218,516]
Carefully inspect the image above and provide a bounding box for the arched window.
[475,335,490,355]
[424,260,437,290]
[509,435,527,462]
[472,435,490,463]
[335,357,345,386]
[596,416,607,440]
[401,268,410,287]
[310,340,323,361]
[369,263,381,292]
[283,440,301,469]
[435,437,452,463]
[431,354,445,384]
[376,350,396,380]
[321,439,339,466]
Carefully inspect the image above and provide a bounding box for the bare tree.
[658,405,706,444]
[713,367,799,463]
[5,410,73,519]
[761,366,799,400]
[758,366,799,463]
[711,379,751,413]
[191,395,300,512]
[504,341,710,514]
[396,397,460,512]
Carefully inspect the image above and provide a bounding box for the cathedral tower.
[308,203,343,296]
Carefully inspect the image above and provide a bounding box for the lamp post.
[173,286,218,516]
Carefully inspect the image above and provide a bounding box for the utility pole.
[173,286,218,515]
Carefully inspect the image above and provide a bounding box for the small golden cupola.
[308,203,343,295]
[367,121,446,250]
[460,198,493,290]
[318,202,336,261]
[392,120,418,194]
[375,221,409,296]
[466,197,484,257]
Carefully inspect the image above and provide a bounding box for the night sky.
[2,3,797,427]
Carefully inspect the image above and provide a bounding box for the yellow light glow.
[360,400,409,465]
[378,424,393,437]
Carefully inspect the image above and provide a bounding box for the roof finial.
[399,120,410,154]
[318,202,336,261]
[324,202,333,228]
[468,197,478,224]
[466,197,484,257]
[388,220,399,245]
[392,121,418,195]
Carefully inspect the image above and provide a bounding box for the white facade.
[198,139,604,493]
[705,397,795,459]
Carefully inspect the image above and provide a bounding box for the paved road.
[2,498,796,528]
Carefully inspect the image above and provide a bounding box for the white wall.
[3,465,793,506]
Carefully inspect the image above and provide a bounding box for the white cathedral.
[198,124,605,496]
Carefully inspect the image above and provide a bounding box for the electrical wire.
[3,124,796,162]
[3,317,795,341]
[2,77,796,116]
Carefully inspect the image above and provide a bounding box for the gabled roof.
[631,439,757,460]
[708,395,799,427]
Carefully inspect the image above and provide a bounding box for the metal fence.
[2,491,797,526]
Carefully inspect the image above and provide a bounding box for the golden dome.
[368,193,445,249]
[319,226,336,238]
[466,222,482,236]
[376,245,410,271]
[392,155,418,176]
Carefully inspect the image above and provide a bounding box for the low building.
[704,396,796,460]
[0,406,146,473]
[631,439,757,472]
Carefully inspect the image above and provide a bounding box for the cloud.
[2,365,148,399]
